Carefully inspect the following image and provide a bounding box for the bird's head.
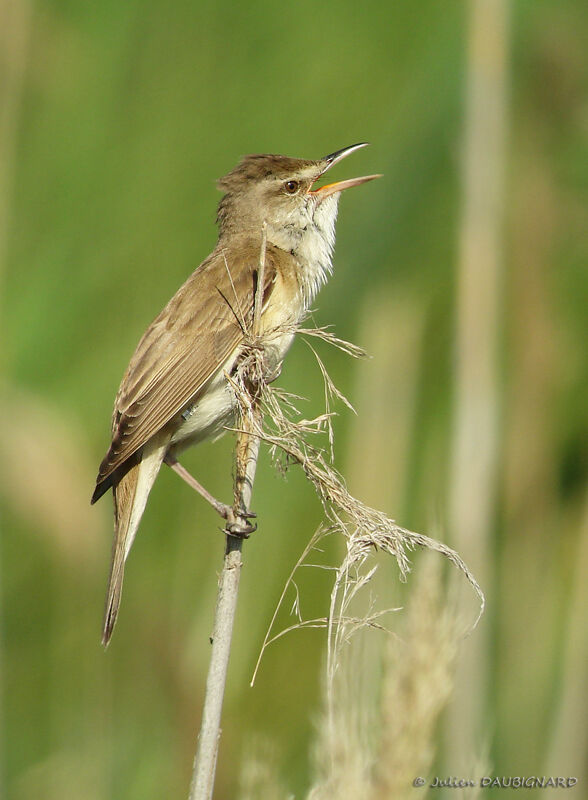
[216,143,381,256]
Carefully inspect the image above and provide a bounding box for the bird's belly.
[169,288,302,456]
[169,368,238,452]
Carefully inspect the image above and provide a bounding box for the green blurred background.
[1,0,587,797]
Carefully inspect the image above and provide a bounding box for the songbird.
[92,143,380,644]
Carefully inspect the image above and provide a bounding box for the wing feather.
[92,237,280,499]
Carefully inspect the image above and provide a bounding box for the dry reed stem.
[188,414,261,800]
[188,229,267,800]
[448,0,508,765]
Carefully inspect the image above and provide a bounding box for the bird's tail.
[102,436,168,646]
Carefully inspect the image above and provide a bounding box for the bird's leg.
[166,456,228,516]
[164,455,256,535]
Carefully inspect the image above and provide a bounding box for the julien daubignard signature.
[413,776,579,789]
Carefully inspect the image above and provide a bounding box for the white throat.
[267,194,340,307]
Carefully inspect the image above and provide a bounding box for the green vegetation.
[1,1,587,797]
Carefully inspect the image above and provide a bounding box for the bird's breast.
[256,266,306,367]
[169,262,306,454]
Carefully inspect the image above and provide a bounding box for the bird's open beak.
[310,142,382,200]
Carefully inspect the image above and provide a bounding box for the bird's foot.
[222,508,257,538]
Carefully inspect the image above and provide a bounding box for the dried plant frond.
[230,313,484,691]
[298,323,368,361]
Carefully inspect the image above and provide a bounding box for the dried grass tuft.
[228,319,484,689]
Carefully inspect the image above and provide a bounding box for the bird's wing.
[92,239,279,501]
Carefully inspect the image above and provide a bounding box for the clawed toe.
[223,519,257,538]
[222,506,258,537]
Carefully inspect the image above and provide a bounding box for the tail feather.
[102,435,168,646]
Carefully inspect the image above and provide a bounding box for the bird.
[92,142,380,645]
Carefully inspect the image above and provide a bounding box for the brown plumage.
[92,144,380,644]
[92,238,281,503]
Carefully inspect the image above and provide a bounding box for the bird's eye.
[284,180,299,194]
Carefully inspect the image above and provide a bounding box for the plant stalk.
[189,226,267,799]
[188,409,261,800]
